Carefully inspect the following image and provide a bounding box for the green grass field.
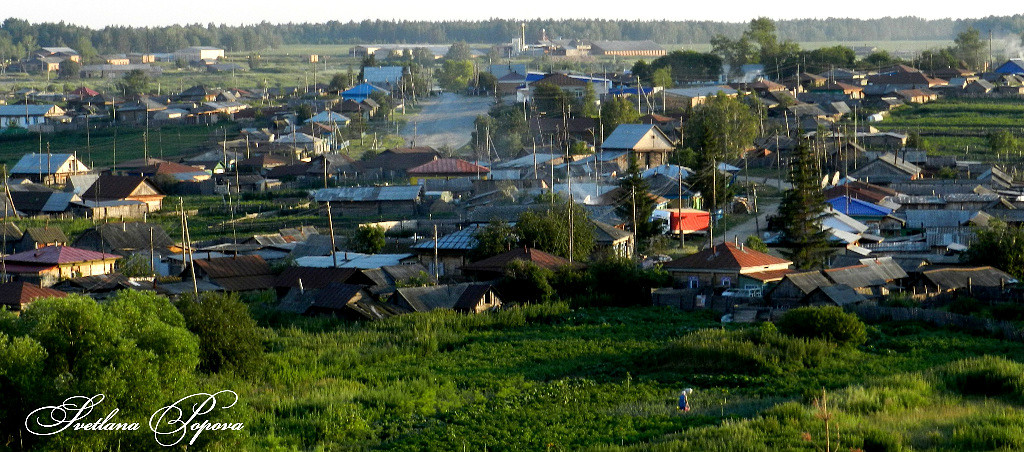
[0,123,232,169]
[179,302,1024,451]
[875,98,1024,156]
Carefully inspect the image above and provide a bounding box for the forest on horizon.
[4,15,1024,55]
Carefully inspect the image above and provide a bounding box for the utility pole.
[327,201,337,268]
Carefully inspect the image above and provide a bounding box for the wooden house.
[390,283,502,314]
[182,255,276,292]
[663,242,793,290]
[601,124,675,169]
[1,246,120,287]
[849,153,921,184]
[0,281,68,312]
[9,153,89,185]
[82,175,165,212]
[17,226,69,252]
[461,247,580,280]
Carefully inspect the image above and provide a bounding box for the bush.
[175,292,264,375]
[775,306,867,345]
[939,355,1024,402]
[833,374,934,414]
[497,260,555,303]
[655,326,834,375]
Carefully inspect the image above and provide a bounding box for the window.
[688,276,699,289]
[720,277,732,287]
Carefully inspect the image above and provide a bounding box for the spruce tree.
[615,155,663,244]
[777,139,831,269]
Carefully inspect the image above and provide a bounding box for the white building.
[174,46,225,62]
[0,105,65,129]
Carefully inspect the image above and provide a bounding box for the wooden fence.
[850,305,1024,342]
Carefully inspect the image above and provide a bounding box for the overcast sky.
[5,1,1021,28]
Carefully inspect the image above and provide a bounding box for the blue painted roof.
[608,87,655,96]
[827,196,892,217]
[995,59,1024,74]
[342,83,386,96]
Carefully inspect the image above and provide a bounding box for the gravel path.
[400,93,493,150]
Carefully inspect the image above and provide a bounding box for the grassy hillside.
[201,303,1024,451]
[875,98,1024,157]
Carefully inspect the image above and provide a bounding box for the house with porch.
[602,124,675,169]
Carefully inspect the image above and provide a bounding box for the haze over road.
[400,93,493,150]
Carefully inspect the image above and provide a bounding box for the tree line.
[5,16,1024,58]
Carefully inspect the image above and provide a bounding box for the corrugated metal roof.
[10,153,82,175]
[408,158,489,176]
[602,124,673,151]
[664,242,791,271]
[295,253,413,269]
[905,210,982,229]
[462,247,578,273]
[313,185,422,202]
[412,224,480,251]
[4,245,120,264]
[0,105,60,117]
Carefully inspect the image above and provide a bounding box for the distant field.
[0,123,229,169]
[668,40,952,53]
[875,99,1024,156]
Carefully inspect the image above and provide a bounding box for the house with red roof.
[2,245,121,287]
[461,247,582,279]
[663,242,793,290]
[406,158,490,184]
[0,281,68,312]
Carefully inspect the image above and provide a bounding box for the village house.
[909,266,1017,300]
[411,224,480,277]
[407,158,490,184]
[601,124,675,169]
[390,283,502,314]
[663,86,738,109]
[849,153,921,184]
[663,242,793,291]
[81,175,165,212]
[17,226,68,252]
[1,246,120,287]
[9,153,90,185]
[0,105,66,130]
[278,282,401,320]
[313,184,421,216]
[462,247,581,280]
[182,255,276,292]
[0,281,68,312]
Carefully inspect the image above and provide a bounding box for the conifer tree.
[776,139,831,268]
[615,155,663,244]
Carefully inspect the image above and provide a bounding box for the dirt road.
[400,93,493,150]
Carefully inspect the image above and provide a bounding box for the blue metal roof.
[342,83,387,97]
[995,59,1024,75]
[827,196,892,217]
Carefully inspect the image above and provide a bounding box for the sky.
[5,1,1023,28]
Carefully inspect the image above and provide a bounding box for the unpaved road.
[400,93,493,150]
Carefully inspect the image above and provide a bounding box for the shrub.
[656,327,834,375]
[497,260,555,303]
[938,355,1024,402]
[775,306,867,345]
[834,374,934,414]
[175,292,265,375]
